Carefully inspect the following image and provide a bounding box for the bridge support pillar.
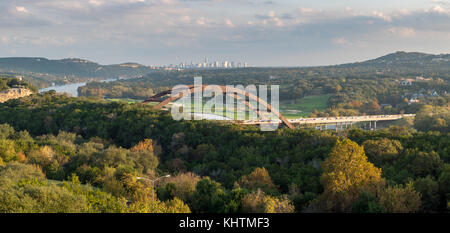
[374,121,377,130]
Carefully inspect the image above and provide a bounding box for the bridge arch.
[143,85,294,129]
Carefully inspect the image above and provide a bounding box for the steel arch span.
[142,85,294,129]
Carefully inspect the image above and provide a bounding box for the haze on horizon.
[1,0,449,67]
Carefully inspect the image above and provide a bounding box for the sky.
[0,0,450,67]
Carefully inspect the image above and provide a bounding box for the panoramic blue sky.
[0,0,449,66]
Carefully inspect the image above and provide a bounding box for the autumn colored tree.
[164,197,191,213]
[241,189,294,213]
[320,139,385,212]
[158,172,201,203]
[238,167,277,194]
[361,100,381,115]
[131,139,154,153]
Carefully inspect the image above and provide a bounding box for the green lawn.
[279,94,332,118]
[107,98,145,104]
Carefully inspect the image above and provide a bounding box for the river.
[38,78,117,97]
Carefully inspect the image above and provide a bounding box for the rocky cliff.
[0,88,33,103]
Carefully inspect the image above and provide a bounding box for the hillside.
[338,51,450,71]
[0,57,151,79]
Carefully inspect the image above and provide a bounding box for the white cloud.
[372,11,392,22]
[88,0,104,7]
[15,6,29,13]
[389,27,416,37]
[181,15,191,23]
[225,19,234,28]
[431,5,448,13]
[196,17,207,26]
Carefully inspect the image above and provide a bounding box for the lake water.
[38,78,117,97]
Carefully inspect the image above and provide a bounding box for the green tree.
[0,139,17,162]
[363,138,403,166]
[351,192,385,213]
[397,149,444,178]
[378,182,422,213]
[413,176,440,212]
[190,177,227,213]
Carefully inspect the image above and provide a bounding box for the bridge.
[144,87,415,130]
[241,114,415,131]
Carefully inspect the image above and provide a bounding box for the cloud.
[225,19,234,28]
[15,6,29,13]
[389,27,416,37]
[255,11,285,27]
[372,11,392,22]
[196,17,208,26]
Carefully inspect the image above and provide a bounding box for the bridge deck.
[241,114,415,125]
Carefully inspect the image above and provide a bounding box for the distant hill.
[338,51,450,69]
[0,57,151,78]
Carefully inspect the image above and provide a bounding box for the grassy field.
[107,94,332,119]
[279,94,332,118]
[107,98,145,104]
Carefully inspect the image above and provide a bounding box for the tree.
[0,163,92,213]
[320,139,385,212]
[378,182,422,213]
[131,139,154,152]
[190,177,227,213]
[158,172,201,203]
[0,139,16,162]
[397,149,444,178]
[241,189,294,213]
[363,138,403,166]
[238,167,277,194]
[0,124,15,140]
[164,197,191,213]
[438,165,450,211]
[292,192,317,213]
[351,192,385,213]
[361,100,381,115]
[413,176,440,212]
